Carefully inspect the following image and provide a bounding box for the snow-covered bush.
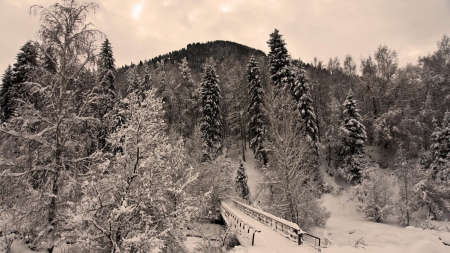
[338,154,372,184]
[262,91,329,231]
[351,167,394,222]
[190,156,234,222]
[73,90,197,252]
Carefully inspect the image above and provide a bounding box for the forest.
[0,0,449,253]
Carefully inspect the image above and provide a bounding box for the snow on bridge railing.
[220,201,261,246]
[230,198,321,252]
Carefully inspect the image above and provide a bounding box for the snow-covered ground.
[231,145,450,253]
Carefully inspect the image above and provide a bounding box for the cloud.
[1,0,450,73]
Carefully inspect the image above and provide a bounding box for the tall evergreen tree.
[12,40,38,85]
[340,91,367,158]
[430,111,450,183]
[1,41,38,121]
[267,29,294,91]
[247,56,267,164]
[200,59,222,161]
[0,65,13,121]
[292,66,319,154]
[96,38,117,149]
[98,38,116,93]
[235,160,250,203]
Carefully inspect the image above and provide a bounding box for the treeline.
[1,0,450,252]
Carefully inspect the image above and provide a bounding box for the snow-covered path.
[222,199,314,253]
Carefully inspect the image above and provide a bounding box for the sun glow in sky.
[1,0,450,74]
[132,1,145,20]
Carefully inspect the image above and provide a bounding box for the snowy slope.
[233,145,450,253]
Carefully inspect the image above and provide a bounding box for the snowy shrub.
[322,181,334,194]
[296,194,331,231]
[351,167,394,222]
[190,156,234,222]
[338,154,373,184]
[353,237,368,248]
[412,176,450,221]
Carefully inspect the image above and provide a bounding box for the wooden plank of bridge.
[222,199,312,253]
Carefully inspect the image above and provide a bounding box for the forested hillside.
[0,0,449,252]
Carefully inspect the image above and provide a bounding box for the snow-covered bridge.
[220,198,321,252]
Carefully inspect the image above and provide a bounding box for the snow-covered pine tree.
[98,38,116,93]
[292,65,319,154]
[340,91,366,158]
[339,91,367,182]
[200,59,222,161]
[267,29,294,91]
[0,65,13,122]
[235,159,250,203]
[12,40,38,85]
[247,56,268,164]
[430,111,450,183]
[95,38,117,150]
[1,41,38,121]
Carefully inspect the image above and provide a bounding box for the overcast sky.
[1,0,450,74]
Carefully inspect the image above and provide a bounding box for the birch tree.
[0,1,103,252]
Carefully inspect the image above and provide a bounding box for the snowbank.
[401,240,448,253]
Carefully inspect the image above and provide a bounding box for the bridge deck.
[222,199,313,253]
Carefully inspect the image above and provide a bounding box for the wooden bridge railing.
[230,198,321,252]
[220,201,261,246]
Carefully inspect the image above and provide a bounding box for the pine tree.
[98,38,116,93]
[267,29,294,91]
[340,91,366,158]
[1,41,38,121]
[200,59,222,161]
[430,111,450,183]
[0,65,13,121]
[292,66,319,154]
[247,56,267,164]
[12,40,38,85]
[96,38,117,150]
[235,160,251,203]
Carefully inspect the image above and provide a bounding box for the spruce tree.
[267,29,294,91]
[12,40,38,85]
[340,91,366,158]
[96,39,117,149]
[430,111,450,183]
[200,59,222,161]
[0,65,13,121]
[247,56,267,164]
[235,160,250,203]
[98,38,116,93]
[2,41,38,121]
[292,66,319,154]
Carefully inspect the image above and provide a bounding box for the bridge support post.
[252,230,261,246]
[298,233,303,246]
